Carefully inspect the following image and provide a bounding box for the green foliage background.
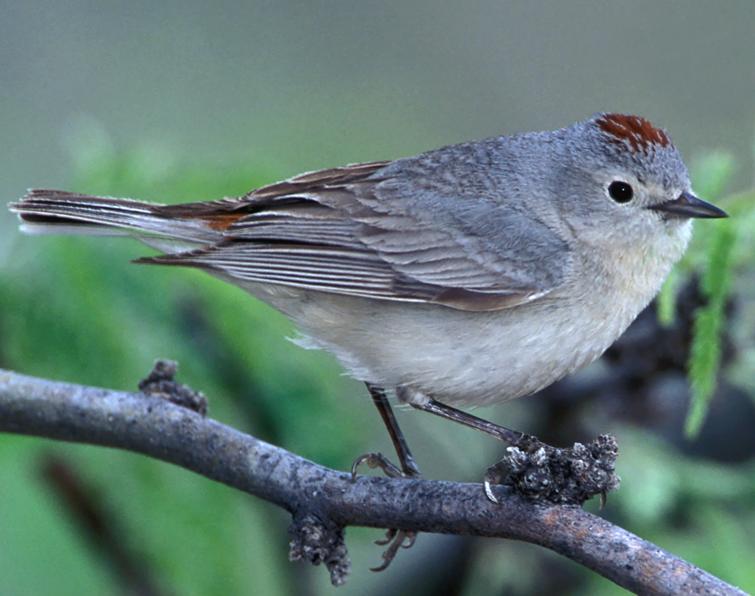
[1,138,754,595]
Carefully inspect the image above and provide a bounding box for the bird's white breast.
[244,221,692,407]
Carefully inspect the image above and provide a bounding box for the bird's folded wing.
[140,162,571,312]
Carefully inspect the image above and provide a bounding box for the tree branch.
[0,368,745,595]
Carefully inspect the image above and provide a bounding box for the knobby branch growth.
[0,366,745,594]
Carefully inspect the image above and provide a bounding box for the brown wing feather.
[150,161,390,231]
[138,159,564,312]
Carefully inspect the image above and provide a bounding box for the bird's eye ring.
[608,181,634,203]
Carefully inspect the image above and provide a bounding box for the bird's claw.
[350,452,404,480]
[350,452,419,571]
[483,460,507,504]
[374,528,397,546]
[370,529,417,572]
[483,477,499,504]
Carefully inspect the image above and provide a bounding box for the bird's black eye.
[608,181,634,203]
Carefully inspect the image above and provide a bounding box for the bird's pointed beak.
[650,192,728,219]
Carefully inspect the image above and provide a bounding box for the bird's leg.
[351,384,422,478]
[407,398,538,501]
[351,383,421,571]
[410,398,619,505]
[409,397,537,446]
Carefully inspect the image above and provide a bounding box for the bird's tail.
[9,189,226,252]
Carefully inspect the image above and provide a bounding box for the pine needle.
[684,218,737,437]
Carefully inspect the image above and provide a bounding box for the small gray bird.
[9,113,726,564]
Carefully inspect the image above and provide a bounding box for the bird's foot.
[369,528,417,572]
[138,359,208,416]
[351,452,420,571]
[351,452,406,479]
[483,434,620,506]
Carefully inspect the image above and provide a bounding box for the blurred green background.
[1,2,754,595]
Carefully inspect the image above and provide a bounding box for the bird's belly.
[364,299,629,407]
[248,283,642,407]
